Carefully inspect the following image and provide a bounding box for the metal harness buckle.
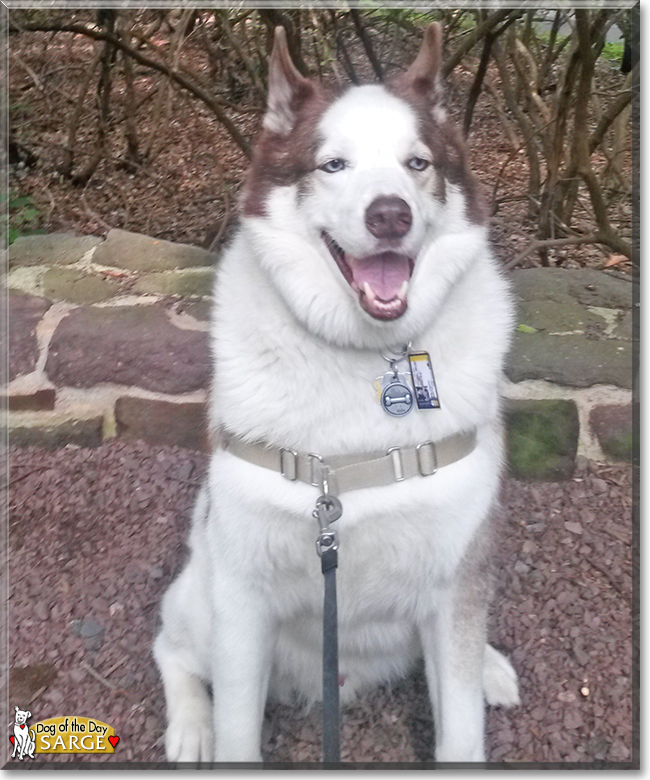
[279,448,298,481]
[387,446,405,482]
[416,441,438,476]
[308,453,324,487]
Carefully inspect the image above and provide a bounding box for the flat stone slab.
[93,228,214,272]
[42,268,120,304]
[517,300,609,336]
[7,411,104,448]
[7,388,56,412]
[8,292,51,381]
[177,300,212,322]
[512,268,634,310]
[505,399,579,480]
[509,269,634,389]
[45,305,211,393]
[134,268,213,297]
[115,396,208,451]
[507,334,632,388]
[9,233,101,268]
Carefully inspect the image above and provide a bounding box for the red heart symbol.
[9,736,15,745]
[108,735,119,748]
[20,725,26,730]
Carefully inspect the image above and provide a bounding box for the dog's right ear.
[263,27,313,136]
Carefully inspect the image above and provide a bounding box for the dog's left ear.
[263,26,314,136]
[392,23,444,104]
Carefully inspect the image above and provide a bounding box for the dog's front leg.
[421,590,487,764]
[211,582,275,763]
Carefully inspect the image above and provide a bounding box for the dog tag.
[408,351,440,410]
[380,380,414,416]
[373,371,412,402]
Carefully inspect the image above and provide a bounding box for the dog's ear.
[26,711,31,718]
[263,26,314,136]
[392,23,444,105]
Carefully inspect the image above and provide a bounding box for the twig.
[80,660,133,697]
[27,684,49,706]
[505,234,599,270]
[101,656,128,678]
[40,182,57,223]
[583,556,625,596]
[165,475,201,487]
[81,185,113,232]
[207,188,232,253]
[8,465,50,487]
[12,54,44,92]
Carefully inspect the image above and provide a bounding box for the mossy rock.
[505,399,579,481]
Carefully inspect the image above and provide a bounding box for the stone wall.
[4,230,636,479]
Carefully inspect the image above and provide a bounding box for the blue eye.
[319,159,347,173]
[407,157,430,171]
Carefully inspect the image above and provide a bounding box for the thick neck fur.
[210,225,513,455]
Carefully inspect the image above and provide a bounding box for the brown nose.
[365,196,412,239]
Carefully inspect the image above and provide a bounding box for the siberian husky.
[155,23,519,763]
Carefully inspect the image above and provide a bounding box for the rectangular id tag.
[408,352,440,410]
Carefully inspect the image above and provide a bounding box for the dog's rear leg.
[210,583,275,763]
[483,643,520,707]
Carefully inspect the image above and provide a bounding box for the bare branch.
[350,9,383,80]
[589,69,636,154]
[443,9,520,77]
[505,234,599,270]
[10,15,252,158]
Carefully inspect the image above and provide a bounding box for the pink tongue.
[350,252,410,301]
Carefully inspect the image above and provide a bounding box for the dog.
[154,23,519,763]
[12,706,36,761]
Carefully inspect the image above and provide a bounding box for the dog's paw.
[483,643,520,707]
[165,714,214,763]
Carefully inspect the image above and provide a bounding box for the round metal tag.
[380,381,414,417]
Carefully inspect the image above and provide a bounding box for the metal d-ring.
[380,342,412,365]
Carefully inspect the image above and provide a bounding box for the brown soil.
[7,441,635,766]
[9,23,633,274]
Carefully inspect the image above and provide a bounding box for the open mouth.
[322,232,414,321]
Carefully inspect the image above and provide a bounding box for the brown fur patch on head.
[387,78,487,226]
[241,84,338,218]
[386,23,487,226]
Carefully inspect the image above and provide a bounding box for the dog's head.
[14,706,30,725]
[240,24,487,348]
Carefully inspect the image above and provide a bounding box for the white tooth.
[363,282,376,302]
[399,280,409,298]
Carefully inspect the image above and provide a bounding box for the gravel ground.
[6,441,635,766]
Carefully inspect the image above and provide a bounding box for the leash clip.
[313,495,342,558]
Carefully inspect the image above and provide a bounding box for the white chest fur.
[210,228,512,458]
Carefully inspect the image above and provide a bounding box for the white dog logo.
[11,706,36,760]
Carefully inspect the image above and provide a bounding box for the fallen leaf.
[604,254,627,268]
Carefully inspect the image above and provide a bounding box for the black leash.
[314,494,343,764]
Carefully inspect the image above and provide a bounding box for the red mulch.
[6,441,635,766]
